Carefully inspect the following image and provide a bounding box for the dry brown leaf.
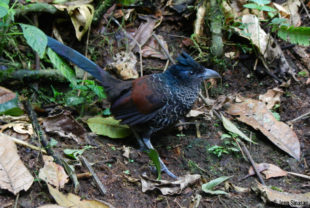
[226,98,300,160]
[141,36,168,60]
[48,184,114,208]
[141,173,201,195]
[259,88,283,109]
[248,163,288,179]
[39,156,69,189]
[42,111,88,144]
[129,18,157,53]
[0,133,34,195]
[253,182,310,207]
[107,51,138,80]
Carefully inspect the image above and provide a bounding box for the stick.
[289,110,310,123]
[199,93,265,185]
[80,156,107,195]
[23,100,80,192]
[152,33,175,64]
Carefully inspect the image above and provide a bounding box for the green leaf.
[0,0,9,18]
[146,149,161,180]
[103,108,111,116]
[250,0,270,5]
[20,24,47,58]
[87,116,131,139]
[65,96,84,106]
[118,0,136,6]
[278,26,310,46]
[221,114,256,143]
[0,95,23,116]
[260,5,277,12]
[47,48,77,86]
[271,111,281,121]
[202,176,232,195]
[243,3,261,10]
[64,145,92,160]
[86,84,106,99]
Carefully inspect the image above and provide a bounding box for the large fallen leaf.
[39,155,68,189]
[141,173,201,195]
[87,116,131,139]
[253,182,310,207]
[0,133,34,194]
[226,98,300,160]
[47,184,114,208]
[42,111,88,144]
[259,88,283,110]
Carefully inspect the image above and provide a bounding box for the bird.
[47,36,220,179]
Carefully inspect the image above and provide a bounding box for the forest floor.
[0,1,310,208]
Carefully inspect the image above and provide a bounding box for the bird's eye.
[189,71,194,75]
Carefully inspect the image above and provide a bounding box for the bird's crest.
[176,52,201,70]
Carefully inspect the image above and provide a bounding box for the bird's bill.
[202,68,221,79]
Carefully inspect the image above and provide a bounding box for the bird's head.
[166,52,220,84]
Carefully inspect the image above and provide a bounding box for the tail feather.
[47,36,107,82]
[47,36,132,102]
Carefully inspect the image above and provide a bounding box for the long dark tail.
[47,36,130,102]
[47,36,110,83]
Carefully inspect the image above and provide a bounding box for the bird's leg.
[142,137,177,179]
[131,129,148,151]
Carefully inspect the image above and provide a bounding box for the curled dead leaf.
[141,173,201,195]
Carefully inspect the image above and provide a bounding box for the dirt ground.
[1,5,310,208]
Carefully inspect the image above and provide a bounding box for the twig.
[287,172,310,180]
[239,141,265,185]
[301,0,310,21]
[289,110,310,123]
[80,156,107,195]
[14,193,19,208]
[78,25,92,97]
[199,93,265,185]
[10,136,47,154]
[23,100,80,192]
[152,33,175,64]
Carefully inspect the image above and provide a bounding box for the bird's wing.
[111,76,166,126]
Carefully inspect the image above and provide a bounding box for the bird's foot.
[159,159,178,179]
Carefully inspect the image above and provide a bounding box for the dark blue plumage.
[47,36,220,179]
